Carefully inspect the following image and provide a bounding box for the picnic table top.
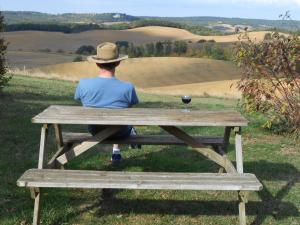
[32,105,248,126]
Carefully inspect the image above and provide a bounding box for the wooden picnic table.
[17,105,262,225]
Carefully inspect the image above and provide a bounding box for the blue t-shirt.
[74,77,139,109]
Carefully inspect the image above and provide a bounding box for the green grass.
[0,75,299,225]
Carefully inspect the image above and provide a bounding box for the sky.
[1,0,300,20]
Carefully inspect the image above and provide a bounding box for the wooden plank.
[38,124,48,169]
[21,172,259,183]
[47,144,72,168]
[62,132,224,146]
[17,169,263,191]
[56,126,122,165]
[54,124,63,148]
[235,127,244,173]
[32,106,248,126]
[160,126,237,173]
[20,169,259,179]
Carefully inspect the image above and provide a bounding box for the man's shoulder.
[79,77,97,84]
[115,79,135,89]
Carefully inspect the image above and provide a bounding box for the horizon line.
[2,10,298,22]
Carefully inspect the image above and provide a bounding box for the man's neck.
[99,69,115,78]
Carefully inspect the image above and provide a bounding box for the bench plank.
[17,169,262,191]
[62,132,224,146]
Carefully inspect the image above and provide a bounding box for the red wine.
[182,96,191,104]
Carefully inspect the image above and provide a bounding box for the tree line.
[75,40,231,61]
[4,19,222,36]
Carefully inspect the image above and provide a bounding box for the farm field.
[3,26,274,52]
[6,50,76,69]
[25,57,243,98]
[1,75,299,225]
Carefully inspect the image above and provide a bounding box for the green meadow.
[0,75,299,225]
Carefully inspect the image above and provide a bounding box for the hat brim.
[87,55,128,64]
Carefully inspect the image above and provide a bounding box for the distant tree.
[39,48,51,53]
[211,47,226,60]
[127,43,136,58]
[115,41,129,49]
[174,41,188,55]
[76,45,96,55]
[155,41,164,56]
[115,41,129,55]
[0,11,10,92]
[197,39,207,43]
[145,43,155,56]
[134,46,145,57]
[56,49,64,53]
[164,41,172,56]
[73,55,83,62]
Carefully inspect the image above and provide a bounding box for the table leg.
[34,124,48,225]
[223,126,232,152]
[38,124,49,169]
[234,127,243,173]
[218,126,232,173]
[238,191,249,225]
[30,188,41,225]
[160,126,237,173]
[56,126,123,165]
[48,124,68,169]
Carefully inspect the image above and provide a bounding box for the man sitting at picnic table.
[74,42,139,164]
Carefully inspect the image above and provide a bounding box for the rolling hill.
[24,57,242,98]
[4,26,273,53]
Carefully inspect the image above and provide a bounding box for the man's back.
[75,77,139,108]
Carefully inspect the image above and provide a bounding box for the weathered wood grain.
[56,126,122,165]
[160,126,237,173]
[235,127,244,173]
[62,132,224,146]
[32,105,248,126]
[38,124,48,169]
[17,169,263,191]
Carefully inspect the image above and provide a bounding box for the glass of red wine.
[182,95,191,112]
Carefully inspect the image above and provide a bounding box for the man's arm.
[129,85,139,106]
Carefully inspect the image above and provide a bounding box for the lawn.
[0,75,299,225]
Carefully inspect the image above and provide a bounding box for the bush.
[73,55,83,62]
[56,49,64,53]
[76,45,96,55]
[39,48,51,53]
[198,39,207,43]
[234,32,300,136]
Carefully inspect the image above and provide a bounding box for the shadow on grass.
[59,150,300,225]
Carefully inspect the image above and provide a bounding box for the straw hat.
[87,42,128,64]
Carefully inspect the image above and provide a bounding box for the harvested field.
[141,80,241,99]
[3,26,275,53]
[28,57,242,87]
[22,57,242,98]
[6,51,76,69]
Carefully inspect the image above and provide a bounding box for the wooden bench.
[62,132,224,147]
[21,106,260,225]
[17,169,262,225]
[47,132,227,168]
